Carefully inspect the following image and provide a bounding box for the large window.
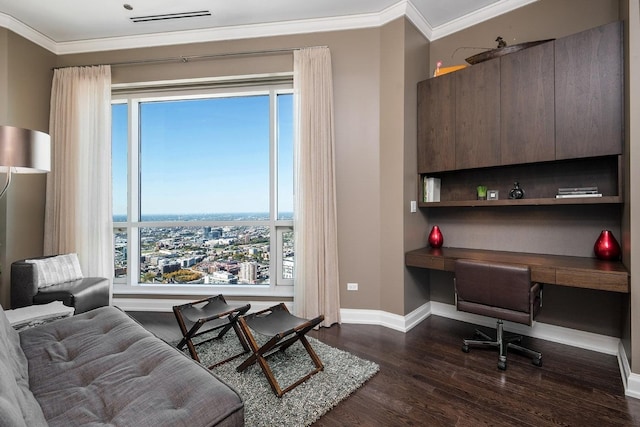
[112,78,294,295]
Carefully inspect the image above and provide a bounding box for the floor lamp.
[0,125,51,199]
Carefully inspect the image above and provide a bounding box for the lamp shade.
[0,125,50,173]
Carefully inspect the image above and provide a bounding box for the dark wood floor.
[129,311,640,426]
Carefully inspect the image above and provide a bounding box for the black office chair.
[454,258,543,370]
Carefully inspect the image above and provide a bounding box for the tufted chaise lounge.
[0,304,244,427]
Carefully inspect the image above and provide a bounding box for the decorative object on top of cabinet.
[487,190,499,200]
[434,60,468,77]
[465,39,554,64]
[594,230,621,261]
[508,182,524,199]
[428,226,443,249]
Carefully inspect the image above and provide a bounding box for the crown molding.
[0,12,56,53]
[1,0,538,55]
[430,0,539,41]
[403,0,435,40]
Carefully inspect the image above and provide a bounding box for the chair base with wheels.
[462,319,543,371]
[236,303,324,397]
[455,258,543,371]
[173,295,251,369]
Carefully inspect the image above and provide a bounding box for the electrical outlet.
[347,282,358,291]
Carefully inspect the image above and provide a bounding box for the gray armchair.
[11,255,109,314]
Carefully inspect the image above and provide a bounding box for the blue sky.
[112,93,293,217]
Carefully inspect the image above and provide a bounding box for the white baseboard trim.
[429,301,620,355]
[341,301,620,355]
[617,341,640,399]
[340,302,432,333]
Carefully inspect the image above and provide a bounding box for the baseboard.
[341,301,620,355]
[429,301,620,355]
[617,341,640,399]
[340,302,432,333]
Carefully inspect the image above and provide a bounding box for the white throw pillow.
[26,254,84,288]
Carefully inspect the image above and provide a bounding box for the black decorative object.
[465,39,554,65]
[508,182,524,199]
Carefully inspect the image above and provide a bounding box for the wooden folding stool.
[173,295,251,368]
[236,303,324,397]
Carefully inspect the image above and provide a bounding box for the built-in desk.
[405,247,629,293]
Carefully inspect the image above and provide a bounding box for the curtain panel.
[293,47,341,327]
[45,65,113,291]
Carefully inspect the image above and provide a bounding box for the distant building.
[207,271,238,284]
[161,262,180,274]
[240,262,258,283]
[283,258,294,279]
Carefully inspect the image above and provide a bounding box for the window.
[112,78,294,296]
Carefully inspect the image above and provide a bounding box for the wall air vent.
[130,10,212,23]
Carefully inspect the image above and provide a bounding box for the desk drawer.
[556,269,629,293]
[531,267,555,285]
[405,254,445,270]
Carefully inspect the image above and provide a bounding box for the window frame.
[112,76,294,298]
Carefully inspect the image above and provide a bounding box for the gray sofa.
[0,304,244,427]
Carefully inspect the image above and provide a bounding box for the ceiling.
[0,0,537,54]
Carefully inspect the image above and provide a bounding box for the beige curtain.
[293,47,340,327]
[45,65,113,290]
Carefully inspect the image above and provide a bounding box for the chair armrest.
[10,260,40,309]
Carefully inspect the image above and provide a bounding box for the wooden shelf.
[418,155,622,207]
[419,195,622,208]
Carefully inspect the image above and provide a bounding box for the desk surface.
[405,247,629,293]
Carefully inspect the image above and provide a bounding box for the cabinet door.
[455,59,500,170]
[417,74,455,173]
[555,21,623,159]
[501,41,555,165]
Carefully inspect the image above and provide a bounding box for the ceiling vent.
[130,10,212,23]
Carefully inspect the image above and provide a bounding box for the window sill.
[112,283,294,299]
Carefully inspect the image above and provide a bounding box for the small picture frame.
[487,190,499,200]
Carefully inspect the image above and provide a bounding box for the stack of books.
[555,186,602,198]
[423,177,441,202]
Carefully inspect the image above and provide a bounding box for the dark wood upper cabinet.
[455,59,501,170]
[555,21,623,159]
[417,73,455,173]
[500,41,555,165]
[416,21,624,206]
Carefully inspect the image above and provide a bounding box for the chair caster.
[533,357,543,367]
[498,360,507,371]
[462,344,470,353]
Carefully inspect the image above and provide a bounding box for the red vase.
[428,226,443,249]
[594,230,621,261]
